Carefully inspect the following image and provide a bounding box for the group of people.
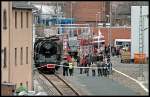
[79,52,112,77]
[61,50,112,77]
[62,54,75,76]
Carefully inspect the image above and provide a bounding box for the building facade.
[64,1,110,25]
[63,1,131,46]
[1,1,33,90]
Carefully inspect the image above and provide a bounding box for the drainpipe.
[8,1,11,83]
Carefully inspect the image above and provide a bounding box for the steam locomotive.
[34,36,62,73]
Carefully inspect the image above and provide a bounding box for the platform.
[58,68,137,95]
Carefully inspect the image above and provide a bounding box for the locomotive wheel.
[52,69,55,74]
[121,60,123,63]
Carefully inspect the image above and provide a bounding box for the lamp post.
[109,1,112,59]
[97,12,101,53]
[106,15,110,45]
[96,14,98,27]
[98,23,103,53]
[97,12,101,24]
[71,2,72,25]
[70,2,76,37]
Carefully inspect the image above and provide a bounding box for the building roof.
[12,1,34,10]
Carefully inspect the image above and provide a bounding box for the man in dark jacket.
[77,56,80,67]
[97,61,102,76]
[107,59,112,75]
[102,60,107,77]
[63,57,69,76]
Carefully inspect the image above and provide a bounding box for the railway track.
[41,73,80,96]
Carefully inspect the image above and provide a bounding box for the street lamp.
[97,12,101,23]
[106,15,110,23]
[70,2,76,37]
[97,12,101,53]
[109,1,112,59]
[98,23,103,53]
[71,2,76,24]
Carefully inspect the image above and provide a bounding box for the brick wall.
[64,1,109,22]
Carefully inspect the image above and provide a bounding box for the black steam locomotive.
[34,36,62,73]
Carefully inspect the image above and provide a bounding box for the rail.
[39,71,80,96]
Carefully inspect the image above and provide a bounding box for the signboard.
[68,37,79,46]
[68,37,79,52]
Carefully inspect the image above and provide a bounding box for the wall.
[64,1,109,22]
[11,9,33,90]
[1,2,33,90]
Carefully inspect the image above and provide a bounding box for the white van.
[114,39,131,49]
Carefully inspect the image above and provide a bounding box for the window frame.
[15,11,17,29]
[3,47,7,68]
[26,47,28,64]
[15,48,17,65]
[3,9,7,30]
[26,12,29,28]
[20,47,23,65]
[21,11,23,28]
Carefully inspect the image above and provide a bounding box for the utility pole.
[109,1,112,59]
[96,14,98,27]
[57,2,58,25]
[97,12,101,53]
[71,2,72,24]
[138,6,144,81]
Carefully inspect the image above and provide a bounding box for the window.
[15,48,17,65]
[116,42,122,46]
[3,48,7,68]
[26,47,28,64]
[26,12,29,28]
[3,10,7,29]
[20,47,23,65]
[21,12,23,28]
[15,11,17,28]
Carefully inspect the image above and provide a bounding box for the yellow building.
[1,1,33,90]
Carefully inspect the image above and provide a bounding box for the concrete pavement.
[58,68,137,95]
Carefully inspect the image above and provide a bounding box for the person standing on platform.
[71,56,75,75]
[84,56,88,73]
[103,58,108,77]
[91,62,96,76]
[86,63,90,76]
[67,53,72,63]
[107,59,112,75]
[69,60,74,76]
[86,55,91,76]
[80,56,85,74]
[77,55,80,67]
[63,57,69,76]
[97,61,102,76]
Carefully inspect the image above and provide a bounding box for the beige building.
[1,1,33,90]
